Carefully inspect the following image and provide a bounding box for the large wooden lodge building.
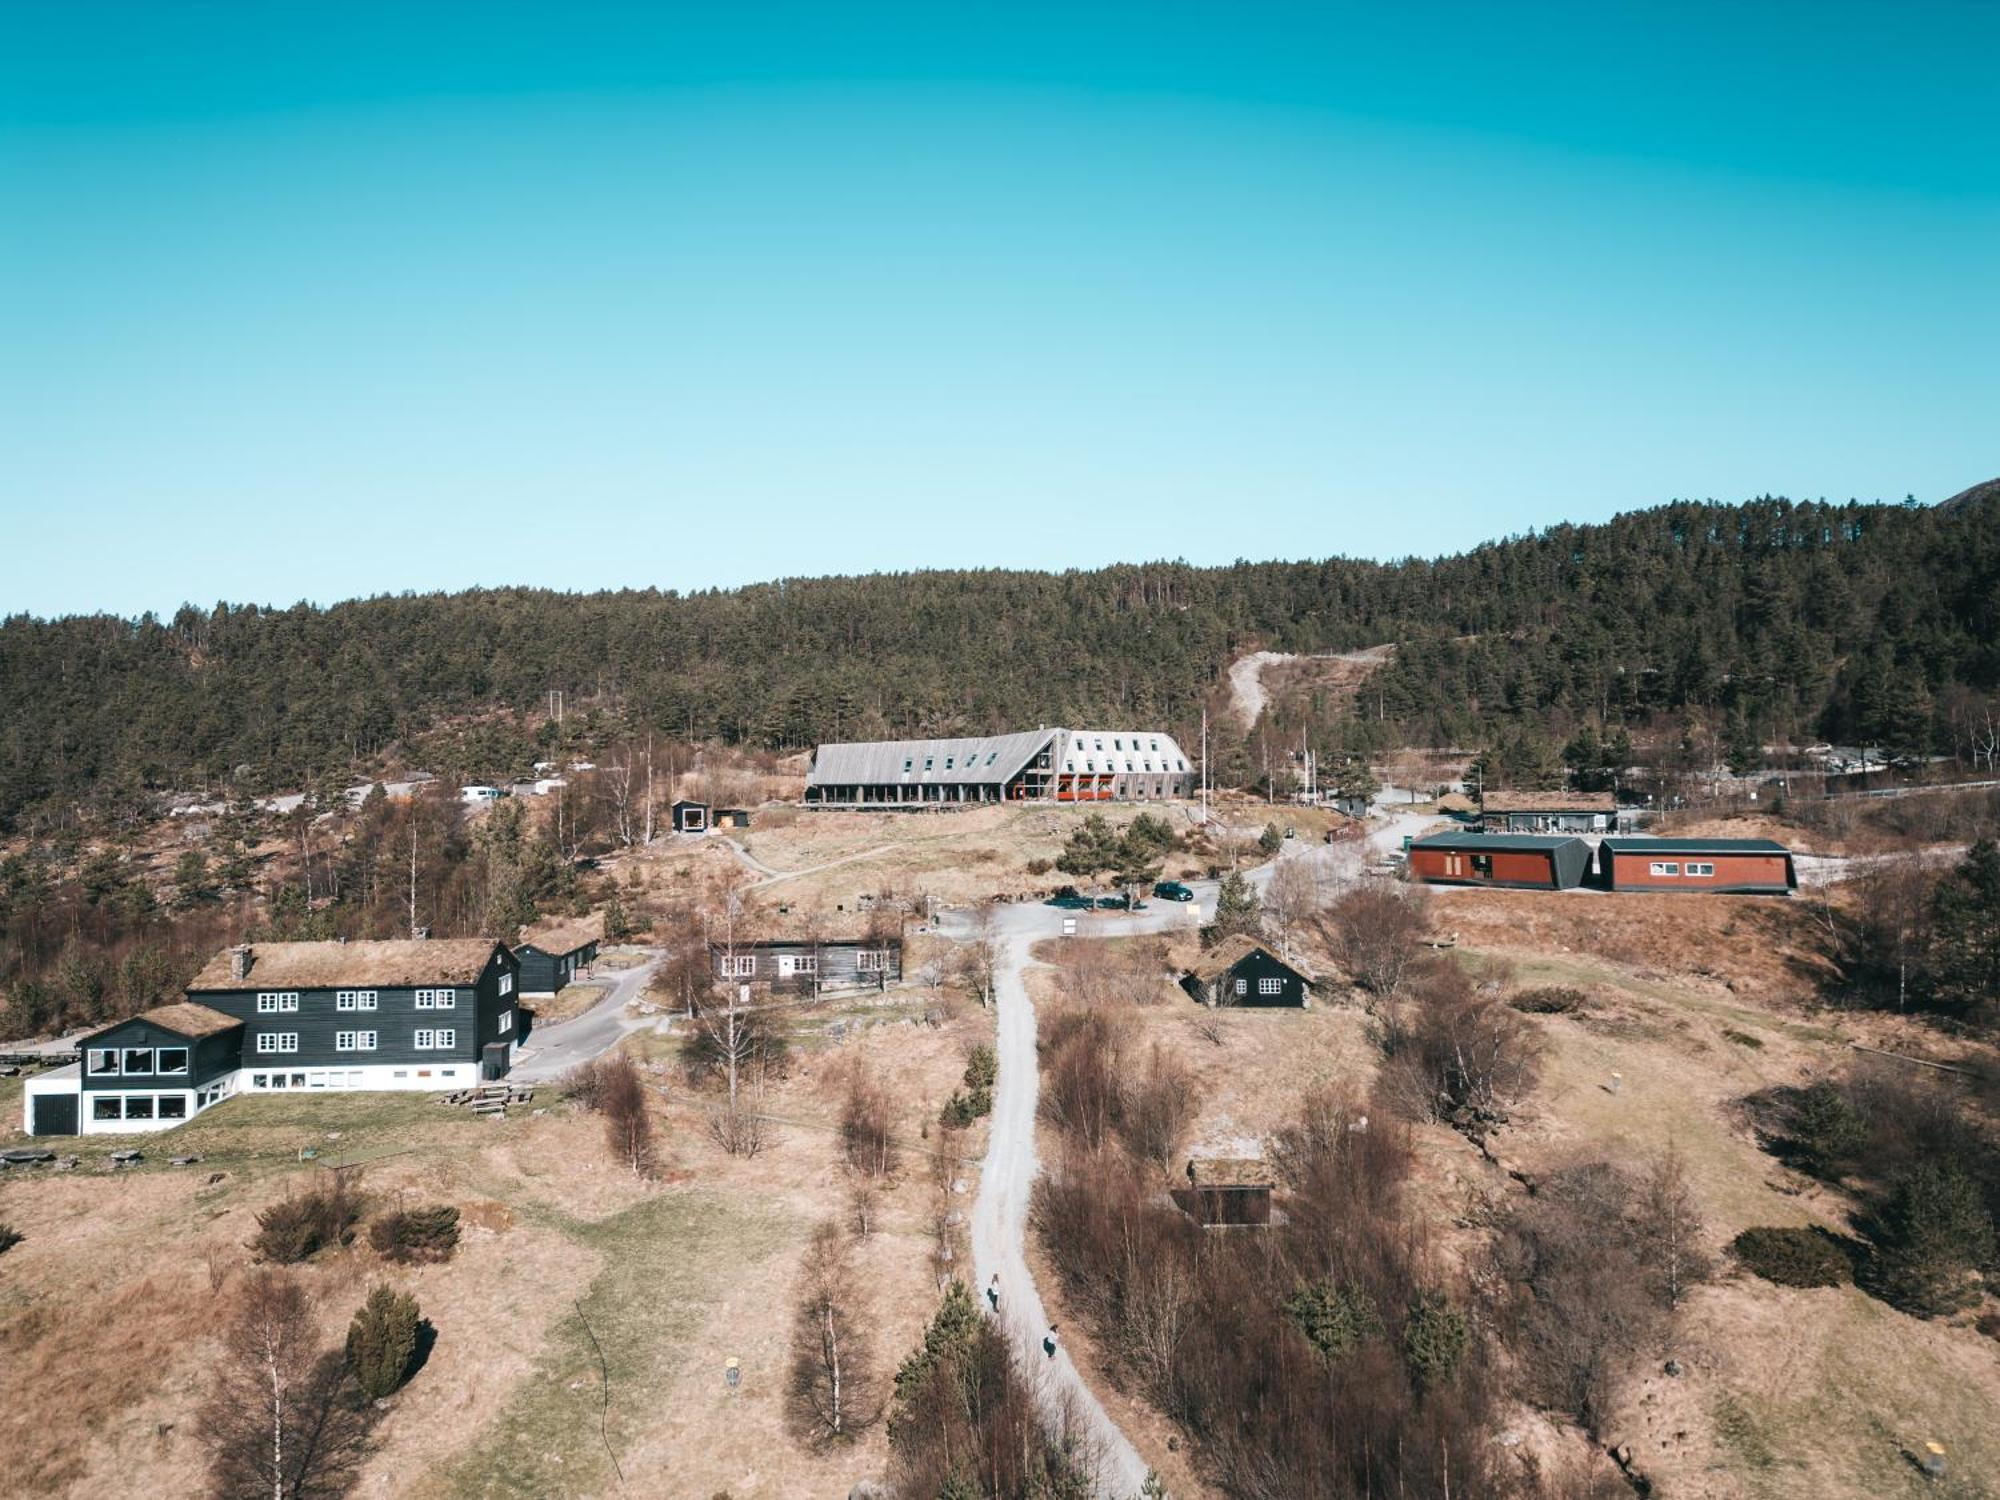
[804,727,1195,808]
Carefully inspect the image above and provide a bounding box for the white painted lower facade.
[25,1044,515,1136]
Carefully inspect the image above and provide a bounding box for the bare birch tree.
[788,1221,881,1446]
[198,1270,371,1500]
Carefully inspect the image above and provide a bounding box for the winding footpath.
[955,794,1437,1496]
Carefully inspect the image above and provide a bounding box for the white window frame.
[92,1095,124,1121]
[335,1030,377,1052]
[415,988,458,1009]
[157,1094,188,1120]
[413,1028,455,1051]
[1686,861,1715,877]
[498,1009,513,1034]
[1649,861,1680,877]
[778,954,819,977]
[336,989,378,1011]
[1233,977,1249,995]
[155,1046,190,1075]
[257,991,300,1014]
[498,972,514,996]
[256,1032,299,1055]
[87,1048,122,1076]
[856,949,888,973]
[724,955,755,978]
[1258,976,1284,996]
[121,1047,154,1074]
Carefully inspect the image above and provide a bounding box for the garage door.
[30,1090,78,1136]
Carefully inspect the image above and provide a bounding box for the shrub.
[1721,1027,1764,1049]
[1791,1080,1867,1175]
[1402,1290,1469,1393]
[1730,1226,1851,1288]
[1508,986,1587,1015]
[0,1222,20,1255]
[1872,1161,1995,1317]
[1025,857,1054,877]
[252,1173,364,1264]
[939,1088,992,1129]
[962,1044,997,1092]
[345,1284,422,1402]
[1115,1042,1201,1172]
[369,1204,460,1265]
[1256,823,1285,857]
[1284,1278,1383,1362]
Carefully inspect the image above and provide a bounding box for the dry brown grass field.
[1025,880,2000,1500]
[0,981,989,1500]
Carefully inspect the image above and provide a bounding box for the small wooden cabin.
[1407,832,1591,891]
[1599,837,1796,895]
[513,915,604,998]
[672,800,711,833]
[713,807,751,829]
[1180,1156,1275,1226]
[1180,935,1314,1008]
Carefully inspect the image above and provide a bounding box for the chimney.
[229,944,252,982]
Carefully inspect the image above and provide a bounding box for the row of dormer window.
[255,986,477,1014]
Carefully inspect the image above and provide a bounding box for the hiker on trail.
[987,1274,1001,1312]
[1043,1325,1059,1358]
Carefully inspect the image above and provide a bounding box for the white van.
[460,785,504,804]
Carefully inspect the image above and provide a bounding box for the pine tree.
[345,1284,422,1402]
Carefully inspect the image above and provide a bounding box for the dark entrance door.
[482,1043,510,1082]
[32,1090,79,1136]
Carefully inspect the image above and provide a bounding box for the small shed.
[1180,1156,1275,1226]
[1180,934,1314,1008]
[1599,837,1796,895]
[1407,832,1591,891]
[672,800,711,833]
[713,807,751,829]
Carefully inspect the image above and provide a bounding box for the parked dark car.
[1153,880,1195,902]
[1096,894,1148,911]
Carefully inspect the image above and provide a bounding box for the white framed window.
[724,955,755,978]
[1258,976,1284,996]
[778,954,819,976]
[257,991,300,1014]
[119,1047,153,1073]
[156,1047,189,1075]
[158,1095,187,1119]
[498,1009,513,1034]
[1686,861,1715,876]
[87,1048,121,1076]
[414,1028,455,1050]
[857,950,889,973]
[92,1096,123,1121]
[498,972,514,996]
[415,988,457,1009]
[1649,862,1680,877]
[336,989,378,1011]
[256,1032,299,1054]
[335,1030,377,1052]
[1234,977,1249,995]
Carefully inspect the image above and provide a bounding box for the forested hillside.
[4,493,1998,830]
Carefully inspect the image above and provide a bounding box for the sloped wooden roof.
[1481,790,1617,814]
[1183,933,1316,985]
[100,1002,244,1039]
[518,913,604,956]
[1187,1156,1275,1189]
[188,939,504,991]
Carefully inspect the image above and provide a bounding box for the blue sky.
[3,2,1995,619]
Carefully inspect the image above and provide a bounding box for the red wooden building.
[1407,832,1592,890]
[1598,838,1795,895]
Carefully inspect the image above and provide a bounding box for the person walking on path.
[988,1274,1001,1313]
[1042,1325,1059,1358]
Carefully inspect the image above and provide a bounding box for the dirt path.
[1225,645,1394,728]
[971,922,1153,1498]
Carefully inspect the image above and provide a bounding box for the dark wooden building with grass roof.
[1180,934,1315,1008]
[513,914,603,997]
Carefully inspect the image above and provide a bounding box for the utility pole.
[1200,705,1210,825]
[407,815,420,939]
